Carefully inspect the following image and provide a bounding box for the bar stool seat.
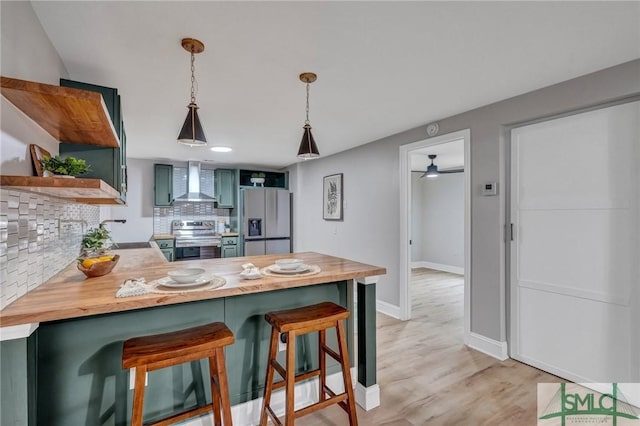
[260,302,358,426]
[122,322,234,426]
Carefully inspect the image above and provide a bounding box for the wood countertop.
[0,252,385,327]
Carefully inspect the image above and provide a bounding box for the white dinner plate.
[156,274,213,288]
[267,264,310,275]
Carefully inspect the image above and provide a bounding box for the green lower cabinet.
[222,246,236,258]
[160,249,174,262]
[222,236,238,258]
[155,238,174,261]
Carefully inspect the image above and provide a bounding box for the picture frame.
[29,144,51,177]
[323,173,343,221]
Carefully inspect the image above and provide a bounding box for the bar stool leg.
[208,356,222,426]
[285,331,297,426]
[214,347,233,426]
[131,366,147,426]
[260,328,279,426]
[319,329,327,403]
[336,320,358,426]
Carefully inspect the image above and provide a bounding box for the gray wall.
[291,59,640,341]
[413,172,464,269]
[0,1,69,175]
[410,173,423,262]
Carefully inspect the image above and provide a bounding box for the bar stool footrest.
[272,368,321,391]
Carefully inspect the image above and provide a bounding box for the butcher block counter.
[0,250,385,426]
[0,251,384,327]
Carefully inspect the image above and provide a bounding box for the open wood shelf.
[1,176,124,205]
[1,76,120,148]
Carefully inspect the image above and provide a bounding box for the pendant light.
[297,72,320,159]
[177,38,207,147]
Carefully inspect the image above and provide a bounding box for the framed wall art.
[323,173,343,221]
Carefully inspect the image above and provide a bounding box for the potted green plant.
[41,155,90,178]
[80,227,113,258]
[250,172,266,187]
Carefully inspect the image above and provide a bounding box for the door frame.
[399,129,471,342]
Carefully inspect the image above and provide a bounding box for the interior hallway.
[300,268,562,425]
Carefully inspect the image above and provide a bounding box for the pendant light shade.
[178,103,207,147]
[297,72,320,160]
[297,124,320,159]
[177,38,207,147]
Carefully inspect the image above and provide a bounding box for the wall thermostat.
[482,182,498,196]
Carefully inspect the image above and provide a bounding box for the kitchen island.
[0,250,385,425]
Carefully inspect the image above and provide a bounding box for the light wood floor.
[297,268,562,425]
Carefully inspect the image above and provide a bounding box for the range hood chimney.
[175,161,216,202]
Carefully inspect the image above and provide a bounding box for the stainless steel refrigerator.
[241,188,291,256]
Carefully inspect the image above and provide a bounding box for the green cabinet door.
[215,169,236,209]
[154,164,173,206]
[222,236,237,258]
[222,245,237,258]
[160,248,174,262]
[58,79,127,202]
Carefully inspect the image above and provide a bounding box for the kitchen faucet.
[99,219,127,229]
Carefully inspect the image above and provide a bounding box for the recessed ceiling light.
[210,146,232,153]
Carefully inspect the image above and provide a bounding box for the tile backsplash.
[153,203,230,235]
[0,189,100,309]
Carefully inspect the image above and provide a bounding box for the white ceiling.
[411,139,464,173]
[31,1,640,169]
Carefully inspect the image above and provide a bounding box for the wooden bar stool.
[260,302,358,426]
[122,322,235,426]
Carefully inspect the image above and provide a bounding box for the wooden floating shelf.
[1,176,124,205]
[1,76,120,148]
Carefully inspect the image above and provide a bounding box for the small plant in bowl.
[80,227,113,258]
[41,155,90,177]
[250,172,266,186]
[78,227,118,277]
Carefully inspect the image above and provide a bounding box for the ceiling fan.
[415,154,464,178]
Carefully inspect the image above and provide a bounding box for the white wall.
[413,173,464,270]
[0,1,68,175]
[291,59,640,341]
[108,158,155,242]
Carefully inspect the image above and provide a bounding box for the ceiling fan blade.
[439,168,464,174]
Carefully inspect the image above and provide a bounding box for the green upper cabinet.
[58,79,127,203]
[215,169,236,209]
[154,164,173,206]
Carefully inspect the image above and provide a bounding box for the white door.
[510,101,639,383]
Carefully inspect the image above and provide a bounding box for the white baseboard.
[465,332,509,361]
[355,383,380,411]
[376,300,401,319]
[180,367,356,426]
[411,261,464,275]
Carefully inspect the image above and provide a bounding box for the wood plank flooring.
[297,268,562,425]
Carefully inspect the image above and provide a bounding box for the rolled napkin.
[240,263,261,280]
[116,278,150,298]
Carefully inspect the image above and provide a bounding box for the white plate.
[268,264,310,275]
[156,274,213,288]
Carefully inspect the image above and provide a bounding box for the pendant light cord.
[305,82,310,125]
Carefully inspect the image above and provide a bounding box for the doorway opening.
[399,129,471,344]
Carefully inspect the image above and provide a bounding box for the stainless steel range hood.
[174,162,216,203]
